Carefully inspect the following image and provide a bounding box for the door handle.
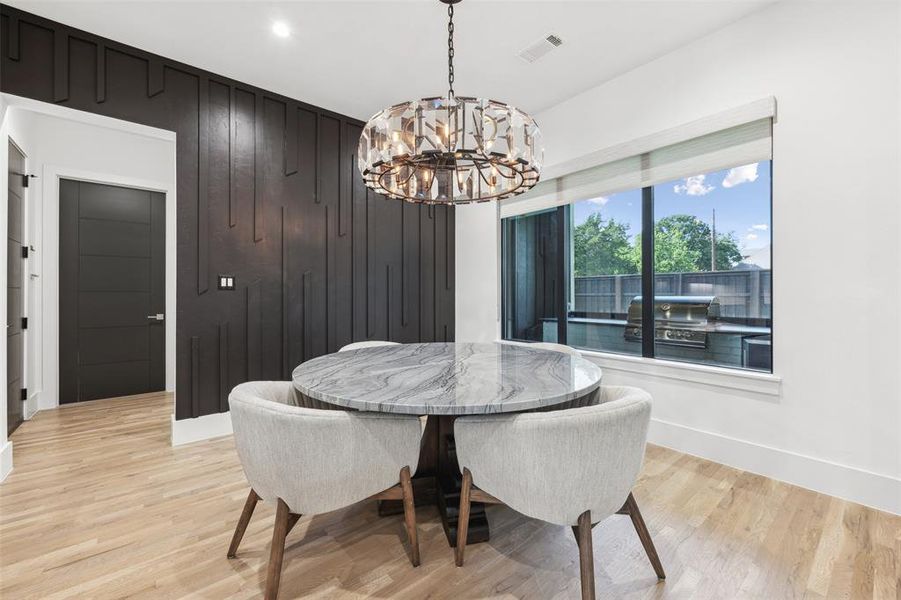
[147,314,165,321]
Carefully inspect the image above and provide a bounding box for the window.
[500,105,774,373]
[501,208,563,343]
[567,189,643,356]
[652,163,771,370]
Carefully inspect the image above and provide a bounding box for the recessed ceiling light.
[272,21,290,38]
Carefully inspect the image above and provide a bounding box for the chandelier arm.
[493,164,520,181]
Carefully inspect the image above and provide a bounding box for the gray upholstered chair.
[227,381,423,599]
[339,340,399,352]
[453,386,664,600]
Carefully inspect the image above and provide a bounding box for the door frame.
[6,137,28,430]
[45,167,175,409]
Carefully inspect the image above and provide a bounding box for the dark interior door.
[7,141,26,434]
[59,180,165,403]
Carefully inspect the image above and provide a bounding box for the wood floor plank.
[0,392,897,599]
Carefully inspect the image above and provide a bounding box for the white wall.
[456,0,901,514]
[0,97,177,479]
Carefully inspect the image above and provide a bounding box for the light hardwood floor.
[0,392,897,599]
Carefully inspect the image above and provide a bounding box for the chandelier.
[357,0,544,205]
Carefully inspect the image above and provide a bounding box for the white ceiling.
[8,0,772,121]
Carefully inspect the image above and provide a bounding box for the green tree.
[631,227,701,273]
[654,214,742,272]
[572,212,744,277]
[572,213,636,276]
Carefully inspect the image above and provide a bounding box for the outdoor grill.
[624,296,721,349]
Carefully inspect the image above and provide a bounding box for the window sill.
[577,349,782,396]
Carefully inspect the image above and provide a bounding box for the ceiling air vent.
[518,33,564,64]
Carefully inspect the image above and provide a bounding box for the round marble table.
[293,342,603,546]
[293,341,602,415]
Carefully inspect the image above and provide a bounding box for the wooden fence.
[573,269,772,319]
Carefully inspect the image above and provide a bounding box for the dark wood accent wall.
[0,5,456,420]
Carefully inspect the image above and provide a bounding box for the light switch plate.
[217,275,236,290]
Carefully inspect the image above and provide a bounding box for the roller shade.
[501,98,775,218]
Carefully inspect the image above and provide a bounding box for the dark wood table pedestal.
[378,415,489,546]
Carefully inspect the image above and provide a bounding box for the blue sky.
[571,161,772,267]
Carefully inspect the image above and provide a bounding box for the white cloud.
[750,224,768,231]
[722,163,759,188]
[745,233,758,241]
[587,196,609,206]
[673,174,714,196]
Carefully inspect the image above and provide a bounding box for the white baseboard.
[164,410,900,514]
[649,418,901,516]
[0,441,12,482]
[170,411,233,446]
[24,392,39,419]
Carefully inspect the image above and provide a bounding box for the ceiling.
[7,0,772,121]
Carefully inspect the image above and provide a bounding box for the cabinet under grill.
[623,296,721,349]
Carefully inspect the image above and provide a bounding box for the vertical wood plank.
[302,271,312,361]
[402,205,409,326]
[315,113,321,204]
[147,57,164,97]
[197,76,210,295]
[350,147,357,338]
[364,190,369,338]
[253,92,264,242]
[367,191,376,338]
[418,205,424,340]
[218,322,229,412]
[95,42,106,103]
[228,86,237,228]
[245,280,262,380]
[190,336,200,417]
[284,104,298,176]
[53,30,69,102]
[446,206,454,291]
[419,204,436,342]
[338,120,347,236]
[8,15,20,61]
[349,148,368,342]
[445,206,455,341]
[326,205,335,351]
[281,206,289,377]
[433,205,443,341]
[386,264,393,341]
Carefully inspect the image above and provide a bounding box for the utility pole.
[711,208,717,271]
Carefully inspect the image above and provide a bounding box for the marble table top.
[292,342,603,415]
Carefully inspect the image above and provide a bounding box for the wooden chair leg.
[286,513,302,535]
[265,499,291,600]
[575,510,596,600]
[455,468,473,567]
[227,489,259,558]
[399,466,420,567]
[623,492,665,580]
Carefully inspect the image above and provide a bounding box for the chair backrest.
[229,381,422,515]
[529,341,583,358]
[455,386,651,526]
[339,340,400,352]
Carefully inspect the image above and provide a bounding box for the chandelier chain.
[447,4,455,98]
